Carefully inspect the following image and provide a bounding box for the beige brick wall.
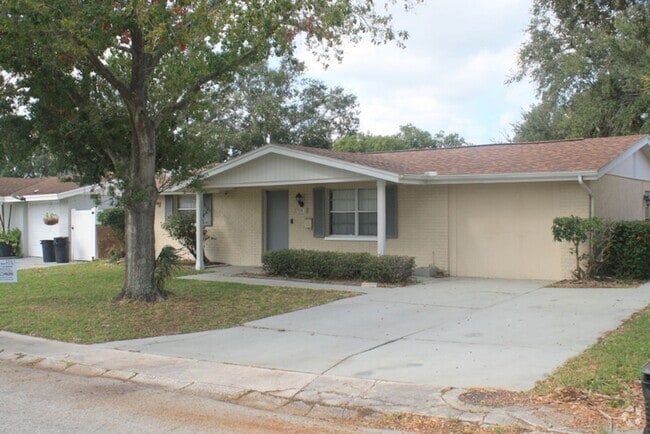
[388,185,449,271]
[205,189,262,266]
[154,191,263,266]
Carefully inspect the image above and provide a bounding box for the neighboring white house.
[0,177,111,260]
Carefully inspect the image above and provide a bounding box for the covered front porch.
[159,145,407,271]
[190,179,394,271]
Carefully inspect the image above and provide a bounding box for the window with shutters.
[164,194,213,226]
[329,188,377,236]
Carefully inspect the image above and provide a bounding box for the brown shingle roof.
[284,135,648,176]
[0,177,82,197]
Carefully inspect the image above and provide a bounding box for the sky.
[298,0,537,145]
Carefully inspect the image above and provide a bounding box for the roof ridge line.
[335,137,597,156]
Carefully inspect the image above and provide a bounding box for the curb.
[0,349,582,433]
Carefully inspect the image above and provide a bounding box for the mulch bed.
[235,272,415,287]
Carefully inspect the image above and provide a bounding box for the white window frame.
[168,194,213,227]
[177,195,197,215]
[328,188,377,237]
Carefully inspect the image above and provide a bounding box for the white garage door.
[451,183,564,280]
[27,203,62,257]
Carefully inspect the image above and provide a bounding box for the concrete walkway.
[14,256,79,270]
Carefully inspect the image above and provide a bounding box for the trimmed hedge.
[262,249,415,283]
[600,220,650,280]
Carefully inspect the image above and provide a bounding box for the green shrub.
[552,216,650,281]
[0,228,21,256]
[552,216,605,279]
[600,221,650,280]
[162,212,211,262]
[262,249,414,283]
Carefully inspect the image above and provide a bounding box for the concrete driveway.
[96,273,650,391]
[14,257,76,270]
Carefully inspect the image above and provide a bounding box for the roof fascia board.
[23,194,60,202]
[197,145,275,180]
[596,136,650,178]
[57,185,96,200]
[7,187,93,203]
[2,185,98,202]
[399,171,599,185]
[162,176,375,193]
[201,176,375,190]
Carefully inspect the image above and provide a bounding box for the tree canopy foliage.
[0,0,413,301]
[332,124,468,152]
[511,0,650,141]
[200,58,359,159]
[0,58,359,176]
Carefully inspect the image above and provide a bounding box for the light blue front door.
[265,190,289,252]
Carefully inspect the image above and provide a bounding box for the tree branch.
[84,48,132,104]
[153,48,259,127]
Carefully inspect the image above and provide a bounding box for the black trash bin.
[53,237,69,263]
[641,362,650,434]
[41,240,55,262]
[0,242,11,257]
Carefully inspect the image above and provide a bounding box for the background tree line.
[511,0,650,141]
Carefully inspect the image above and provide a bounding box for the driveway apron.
[96,275,650,391]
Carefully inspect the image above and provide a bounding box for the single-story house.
[156,134,650,280]
[0,177,110,260]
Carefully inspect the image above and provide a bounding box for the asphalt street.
[0,363,374,434]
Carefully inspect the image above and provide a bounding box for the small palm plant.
[154,246,181,295]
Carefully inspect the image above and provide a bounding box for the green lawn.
[0,262,355,344]
[536,304,650,405]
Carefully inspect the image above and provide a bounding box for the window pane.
[178,195,196,210]
[330,213,355,235]
[358,188,376,211]
[331,189,355,211]
[179,210,195,219]
[359,212,377,235]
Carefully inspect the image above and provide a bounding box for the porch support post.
[377,180,386,256]
[195,192,205,270]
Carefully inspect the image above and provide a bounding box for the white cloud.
[297,0,537,144]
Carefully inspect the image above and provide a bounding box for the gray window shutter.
[202,193,213,226]
[313,188,326,238]
[386,184,398,238]
[164,196,173,219]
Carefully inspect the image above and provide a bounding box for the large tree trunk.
[116,106,163,302]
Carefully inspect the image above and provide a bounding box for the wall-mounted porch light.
[295,193,304,208]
